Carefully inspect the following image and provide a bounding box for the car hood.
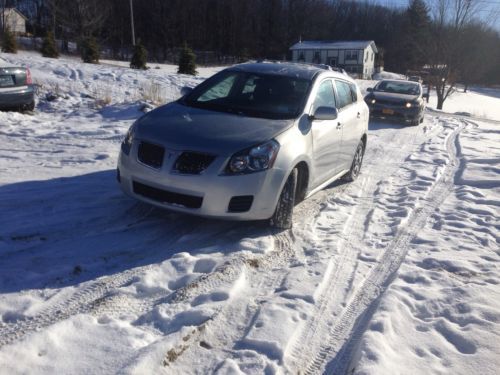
[370,91,419,102]
[134,102,294,156]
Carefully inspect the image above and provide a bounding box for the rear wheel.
[344,141,365,182]
[270,168,297,229]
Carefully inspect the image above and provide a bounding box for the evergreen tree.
[1,29,17,54]
[403,0,431,71]
[41,31,59,58]
[130,40,148,69]
[177,43,197,75]
[80,37,100,64]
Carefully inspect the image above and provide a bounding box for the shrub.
[1,29,17,53]
[130,41,148,70]
[41,31,59,58]
[80,37,99,63]
[177,42,197,75]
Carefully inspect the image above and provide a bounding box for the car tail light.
[26,68,33,84]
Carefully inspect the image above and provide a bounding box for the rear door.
[334,80,361,170]
[310,79,343,188]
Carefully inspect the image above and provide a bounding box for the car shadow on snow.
[0,170,271,293]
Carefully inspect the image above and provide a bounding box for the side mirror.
[367,87,373,92]
[180,86,193,97]
[311,106,338,121]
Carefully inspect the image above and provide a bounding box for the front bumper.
[117,143,287,221]
[0,85,35,109]
[367,103,422,122]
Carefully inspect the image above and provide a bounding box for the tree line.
[1,1,500,100]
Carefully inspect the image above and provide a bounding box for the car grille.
[228,195,254,213]
[173,152,216,174]
[138,142,165,169]
[376,99,405,106]
[133,181,203,209]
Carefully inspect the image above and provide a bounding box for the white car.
[118,62,369,228]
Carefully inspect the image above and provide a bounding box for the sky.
[363,0,500,30]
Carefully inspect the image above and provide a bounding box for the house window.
[345,50,358,61]
[313,51,321,64]
[298,52,305,62]
[365,52,368,62]
[371,52,374,61]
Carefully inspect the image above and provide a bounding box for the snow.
[0,51,499,374]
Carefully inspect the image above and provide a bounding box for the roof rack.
[253,59,348,75]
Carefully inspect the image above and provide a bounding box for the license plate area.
[382,108,394,115]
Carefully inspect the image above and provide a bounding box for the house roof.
[290,40,378,53]
[2,8,28,21]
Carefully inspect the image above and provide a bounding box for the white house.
[290,40,378,79]
[0,8,27,34]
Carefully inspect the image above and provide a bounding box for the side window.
[311,80,336,113]
[350,83,358,102]
[335,80,354,109]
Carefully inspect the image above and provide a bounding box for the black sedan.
[0,58,35,112]
[364,80,427,126]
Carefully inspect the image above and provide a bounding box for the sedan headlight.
[370,98,376,104]
[121,124,135,155]
[405,102,412,108]
[226,140,280,174]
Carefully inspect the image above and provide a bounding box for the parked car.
[117,62,369,228]
[364,79,427,126]
[0,58,35,112]
[408,75,422,83]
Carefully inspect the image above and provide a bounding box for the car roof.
[227,61,350,81]
[378,79,420,86]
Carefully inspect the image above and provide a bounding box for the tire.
[344,141,365,182]
[419,116,424,124]
[270,168,297,229]
[22,101,35,113]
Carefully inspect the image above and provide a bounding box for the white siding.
[0,10,26,34]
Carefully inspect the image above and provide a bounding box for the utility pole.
[129,0,135,45]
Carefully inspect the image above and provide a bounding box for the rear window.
[0,74,15,87]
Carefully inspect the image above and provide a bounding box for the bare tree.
[427,0,486,109]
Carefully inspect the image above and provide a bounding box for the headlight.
[121,124,135,155]
[226,140,280,174]
[370,99,376,104]
[405,102,412,108]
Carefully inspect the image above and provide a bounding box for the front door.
[310,79,343,188]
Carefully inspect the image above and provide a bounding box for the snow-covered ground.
[0,51,499,374]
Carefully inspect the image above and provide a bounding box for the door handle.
[336,122,342,130]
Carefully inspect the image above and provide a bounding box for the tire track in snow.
[299,121,467,375]
[0,219,205,348]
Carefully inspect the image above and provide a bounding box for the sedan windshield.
[375,81,420,95]
[182,71,311,119]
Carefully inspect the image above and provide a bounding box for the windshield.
[182,71,311,119]
[375,81,420,95]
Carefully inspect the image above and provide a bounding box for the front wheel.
[344,141,365,182]
[270,168,297,229]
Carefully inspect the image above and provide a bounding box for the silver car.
[0,58,35,112]
[117,62,368,228]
